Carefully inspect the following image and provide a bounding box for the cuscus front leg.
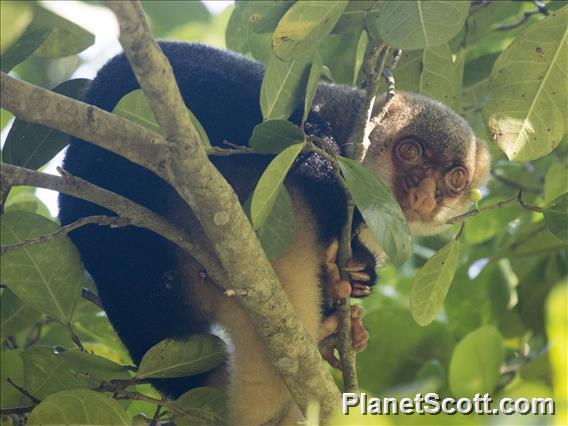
[320,240,370,369]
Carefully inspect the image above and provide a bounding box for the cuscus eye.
[395,139,423,165]
[446,166,468,192]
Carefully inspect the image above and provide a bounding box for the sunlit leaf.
[4,189,52,218]
[173,387,227,425]
[1,25,50,73]
[318,32,361,85]
[260,53,310,120]
[114,89,211,148]
[3,79,90,170]
[485,6,568,161]
[0,1,33,54]
[249,119,304,154]
[27,389,130,425]
[251,143,304,230]
[137,335,227,379]
[0,211,82,323]
[113,89,161,134]
[410,239,461,326]
[449,326,504,396]
[546,282,568,424]
[272,1,348,60]
[543,193,568,242]
[339,157,412,266]
[372,1,470,50]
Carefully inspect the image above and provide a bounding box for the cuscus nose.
[408,177,437,215]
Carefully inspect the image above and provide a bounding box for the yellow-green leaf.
[373,1,470,50]
[27,389,130,425]
[272,1,348,60]
[0,1,33,54]
[137,336,227,379]
[485,6,568,161]
[250,143,304,230]
[410,239,460,326]
[1,211,82,323]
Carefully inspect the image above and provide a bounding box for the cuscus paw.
[323,240,373,299]
[318,305,369,370]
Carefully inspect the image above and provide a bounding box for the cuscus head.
[364,92,490,236]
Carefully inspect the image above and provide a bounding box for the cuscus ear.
[472,138,491,187]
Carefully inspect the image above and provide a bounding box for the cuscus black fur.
[59,42,376,396]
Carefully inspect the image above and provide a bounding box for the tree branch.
[1,164,225,287]
[0,215,129,256]
[106,0,339,418]
[0,72,167,177]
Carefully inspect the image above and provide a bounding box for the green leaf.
[546,282,567,411]
[249,119,304,154]
[242,1,294,33]
[318,32,364,86]
[1,108,13,130]
[544,193,568,242]
[410,239,461,326]
[272,1,348,60]
[27,389,130,425]
[32,6,95,58]
[332,1,381,34]
[0,1,33,54]
[4,189,52,218]
[141,0,210,37]
[449,326,505,396]
[260,53,310,120]
[225,2,250,55]
[137,335,227,379]
[545,162,568,204]
[1,288,42,339]
[113,89,162,134]
[114,89,211,148]
[1,25,50,73]
[1,351,30,409]
[338,156,412,266]
[496,221,567,259]
[256,185,295,260]
[303,51,323,125]
[0,211,83,323]
[373,1,470,50]
[3,78,90,170]
[251,143,304,230]
[174,387,227,425]
[392,45,462,110]
[21,347,131,399]
[485,6,568,161]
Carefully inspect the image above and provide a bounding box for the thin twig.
[206,146,256,156]
[1,163,225,288]
[67,323,85,351]
[7,378,40,404]
[491,170,541,194]
[446,190,544,224]
[1,215,129,256]
[0,406,35,415]
[81,287,103,309]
